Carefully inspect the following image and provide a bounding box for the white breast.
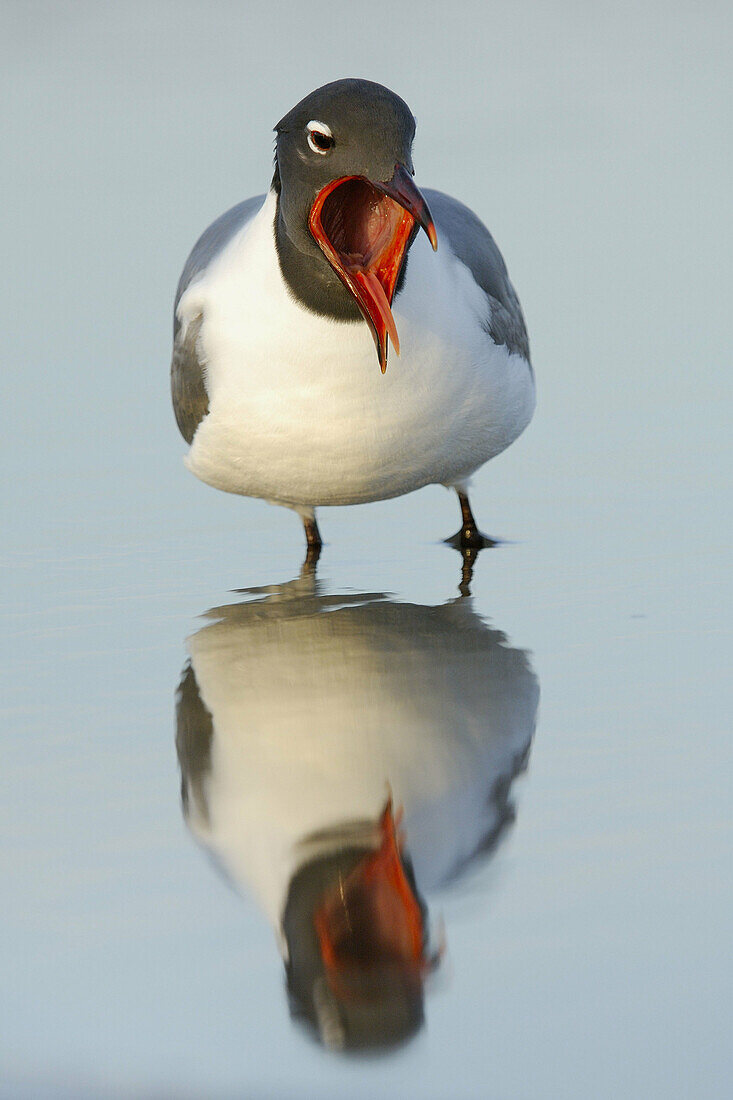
[177,192,535,508]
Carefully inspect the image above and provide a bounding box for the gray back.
[424,189,530,362]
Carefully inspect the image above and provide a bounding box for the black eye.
[311,130,333,151]
[307,121,334,154]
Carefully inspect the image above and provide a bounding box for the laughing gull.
[171,79,534,556]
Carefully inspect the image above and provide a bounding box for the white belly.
[178,192,535,508]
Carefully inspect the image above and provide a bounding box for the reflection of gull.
[176,580,539,1049]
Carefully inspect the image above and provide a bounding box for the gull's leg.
[300,507,322,570]
[458,548,476,597]
[445,490,497,551]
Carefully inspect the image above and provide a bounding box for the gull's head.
[274,79,437,373]
[282,798,436,1052]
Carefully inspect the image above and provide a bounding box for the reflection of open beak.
[313,798,433,1002]
[309,165,438,373]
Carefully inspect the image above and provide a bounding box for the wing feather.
[170,195,266,443]
[423,189,530,362]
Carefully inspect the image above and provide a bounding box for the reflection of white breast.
[183,594,538,934]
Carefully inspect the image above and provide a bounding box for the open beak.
[309,164,438,373]
[313,799,432,1001]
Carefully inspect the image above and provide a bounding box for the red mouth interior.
[309,177,416,372]
[320,179,411,273]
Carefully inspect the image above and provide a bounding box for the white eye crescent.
[307,120,334,154]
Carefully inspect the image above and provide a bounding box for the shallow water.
[2,3,732,1098]
[4,493,730,1097]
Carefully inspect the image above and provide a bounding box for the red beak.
[313,798,432,1001]
[377,163,438,252]
[309,165,438,373]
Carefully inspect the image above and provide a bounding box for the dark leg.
[445,490,498,551]
[302,513,323,571]
[458,547,477,597]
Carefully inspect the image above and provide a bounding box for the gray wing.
[171,195,266,444]
[423,189,530,363]
[175,662,214,827]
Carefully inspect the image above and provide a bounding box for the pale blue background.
[2,2,731,1097]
